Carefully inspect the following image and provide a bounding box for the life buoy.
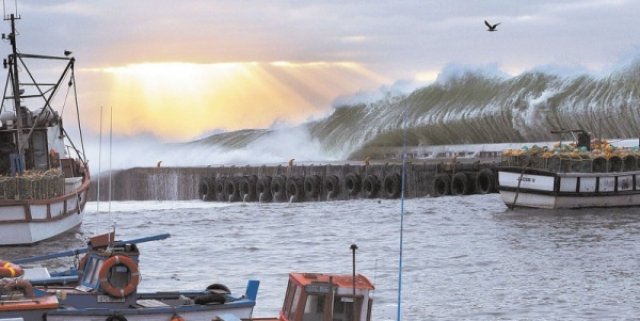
[451,172,470,195]
[383,174,401,198]
[98,255,140,298]
[215,178,226,201]
[224,177,240,202]
[324,175,340,200]
[0,260,23,278]
[304,175,322,199]
[363,175,380,199]
[256,176,272,202]
[286,176,304,202]
[344,173,362,197]
[432,174,451,197]
[239,175,257,202]
[271,175,287,202]
[475,168,495,194]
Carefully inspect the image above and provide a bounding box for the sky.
[2,0,640,166]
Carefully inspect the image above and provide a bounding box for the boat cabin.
[277,272,374,321]
[76,236,141,298]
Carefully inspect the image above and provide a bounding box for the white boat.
[497,130,640,209]
[0,13,90,245]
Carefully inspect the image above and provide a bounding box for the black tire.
[432,174,451,197]
[475,168,495,194]
[194,291,226,305]
[215,177,226,201]
[324,175,340,200]
[206,178,217,201]
[344,173,362,197]
[224,177,240,202]
[206,283,231,293]
[363,174,380,199]
[286,176,305,202]
[106,314,128,321]
[451,172,470,195]
[304,175,322,199]
[239,175,258,202]
[271,175,287,202]
[256,176,272,202]
[383,173,402,198]
[198,177,211,201]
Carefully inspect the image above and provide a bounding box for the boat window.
[332,296,362,321]
[302,294,326,321]
[282,281,296,318]
[287,285,302,321]
[89,260,103,287]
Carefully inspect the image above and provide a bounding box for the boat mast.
[5,13,24,171]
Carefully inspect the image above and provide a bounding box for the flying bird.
[64,50,72,56]
[484,20,500,32]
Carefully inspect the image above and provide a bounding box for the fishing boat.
[497,129,640,209]
[0,12,90,245]
[0,232,260,321]
[0,233,375,321]
[248,272,375,321]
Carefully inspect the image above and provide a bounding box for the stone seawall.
[89,161,498,201]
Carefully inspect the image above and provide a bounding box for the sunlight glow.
[90,61,386,140]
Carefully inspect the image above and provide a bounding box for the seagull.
[64,50,72,56]
[484,20,500,32]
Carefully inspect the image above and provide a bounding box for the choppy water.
[3,195,640,320]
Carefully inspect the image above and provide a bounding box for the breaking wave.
[104,59,640,168]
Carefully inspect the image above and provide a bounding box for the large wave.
[120,60,640,166]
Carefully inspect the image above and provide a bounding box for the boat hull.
[0,176,90,245]
[498,167,640,209]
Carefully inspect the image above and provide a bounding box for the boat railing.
[501,154,639,174]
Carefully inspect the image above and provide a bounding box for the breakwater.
[89,160,498,201]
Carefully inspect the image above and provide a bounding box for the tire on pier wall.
[304,175,322,201]
[432,174,451,197]
[451,172,471,195]
[324,175,340,200]
[592,157,607,173]
[224,177,240,202]
[475,168,495,194]
[363,174,380,199]
[623,155,637,171]
[286,176,305,202]
[239,175,258,202]
[271,175,288,202]
[215,177,226,201]
[198,177,212,201]
[256,176,272,203]
[609,156,623,172]
[383,173,401,199]
[344,173,362,197]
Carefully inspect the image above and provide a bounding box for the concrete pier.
[89,160,498,201]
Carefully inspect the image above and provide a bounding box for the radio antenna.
[2,0,19,21]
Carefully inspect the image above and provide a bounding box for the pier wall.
[89,161,498,201]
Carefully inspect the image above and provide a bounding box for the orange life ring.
[0,260,23,278]
[98,255,140,298]
[170,314,185,321]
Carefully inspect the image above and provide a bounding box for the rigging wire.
[396,104,407,321]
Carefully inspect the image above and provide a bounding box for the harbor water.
[2,195,640,320]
